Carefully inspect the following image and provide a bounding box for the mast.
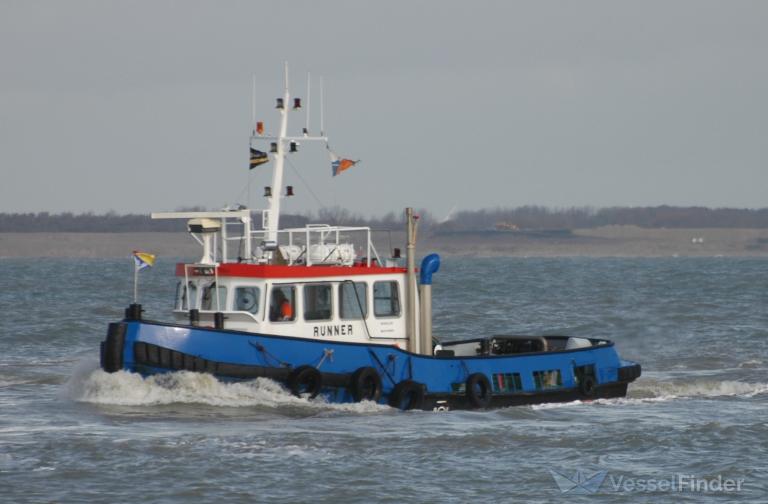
[250,64,328,257]
[264,63,291,245]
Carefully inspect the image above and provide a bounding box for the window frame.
[174,281,185,310]
[338,281,369,320]
[303,283,334,322]
[185,281,198,310]
[373,280,401,318]
[269,284,297,323]
[233,285,262,316]
[200,282,228,312]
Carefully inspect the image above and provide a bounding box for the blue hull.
[101,320,641,410]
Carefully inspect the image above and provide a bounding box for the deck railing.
[152,209,383,266]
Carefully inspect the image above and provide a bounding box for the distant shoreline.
[2,226,768,259]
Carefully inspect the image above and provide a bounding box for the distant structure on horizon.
[1,205,767,233]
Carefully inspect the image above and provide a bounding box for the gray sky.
[1,1,766,219]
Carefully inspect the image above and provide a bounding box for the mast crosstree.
[250,63,328,247]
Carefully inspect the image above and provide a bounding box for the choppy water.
[0,257,766,502]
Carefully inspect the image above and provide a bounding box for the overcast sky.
[1,1,766,219]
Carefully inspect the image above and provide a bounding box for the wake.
[64,358,387,414]
[531,378,768,410]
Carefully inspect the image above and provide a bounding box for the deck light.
[286,185,294,197]
[270,142,278,153]
[264,186,272,197]
[293,98,301,109]
[261,240,278,251]
[276,98,284,109]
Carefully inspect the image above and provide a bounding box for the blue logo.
[549,469,608,494]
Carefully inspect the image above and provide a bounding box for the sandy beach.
[1,226,767,259]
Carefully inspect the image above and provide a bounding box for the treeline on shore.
[441,206,768,231]
[1,205,767,232]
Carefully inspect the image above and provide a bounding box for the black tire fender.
[102,323,126,373]
[579,375,596,397]
[350,367,383,402]
[466,373,492,409]
[388,380,426,410]
[288,365,323,398]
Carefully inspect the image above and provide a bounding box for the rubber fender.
[466,373,492,409]
[146,345,160,366]
[170,350,184,370]
[159,347,171,368]
[618,364,642,382]
[102,323,126,373]
[288,365,323,399]
[579,375,597,397]
[389,380,426,410]
[193,356,206,372]
[133,342,148,364]
[349,367,383,402]
[183,354,195,371]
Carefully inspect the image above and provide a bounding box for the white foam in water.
[64,358,387,413]
[530,379,768,410]
[0,378,29,387]
[631,379,768,400]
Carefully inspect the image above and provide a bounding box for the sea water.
[0,257,766,502]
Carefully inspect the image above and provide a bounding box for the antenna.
[251,74,256,135]
[249,63,331,254]
[320,76,325,137]
[305,72,311,135]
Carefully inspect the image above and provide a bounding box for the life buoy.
[288,365,322,398]
[350,367,382,402]
[466,373,492,409]
[388,380,426,410]
[579,375,596,397]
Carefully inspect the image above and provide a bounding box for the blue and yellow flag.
[250,148,269,169]
[133,251,156,271]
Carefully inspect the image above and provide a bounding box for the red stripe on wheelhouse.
[176,263,406,278]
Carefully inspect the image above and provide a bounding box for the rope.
[368,350,396,386]
[249,340,291,367]
[285,156,326,209]
[315,348,334,369]
[342,280,372,339]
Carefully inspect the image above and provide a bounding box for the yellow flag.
[132,251,156,270]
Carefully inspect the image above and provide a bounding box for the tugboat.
[100,67,641,410]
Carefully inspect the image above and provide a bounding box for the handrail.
[156,208,383,266]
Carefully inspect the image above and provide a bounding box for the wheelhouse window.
[269,285,296,322]
[182,281,198,310]
[175,281,184,310]
[340,282,367,320]
[234,286,261,315]
[304,284,332,321]
[201,282,227,311]
[373,281,400,318]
